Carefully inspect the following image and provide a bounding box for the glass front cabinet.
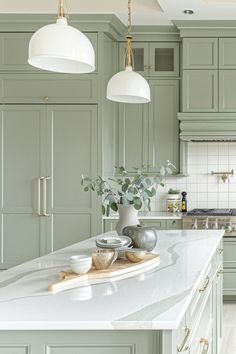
[119,42,179,77]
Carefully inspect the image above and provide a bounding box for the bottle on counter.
[181,192,187,212]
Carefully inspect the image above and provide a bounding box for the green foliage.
[81,161,175,216]
[168,188,180,195]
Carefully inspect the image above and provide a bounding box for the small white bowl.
[70,255,92,274]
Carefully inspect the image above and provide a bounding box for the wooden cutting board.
[49,253,160,293]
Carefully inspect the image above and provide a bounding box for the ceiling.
[1,0,236,25]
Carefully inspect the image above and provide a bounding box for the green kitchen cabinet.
[183,38,218,69]
[118,79,179,173]
[0,73,98,104]
[0,105,100,269]
[119,42,179,77]
[223,237,236,299]
[183,70,218,112]
[104,218,182,233]
[148,80,179,171]
[118,103,148,172]
[219,70,236,112]
[0,32,98,72]
[219,38,236,69]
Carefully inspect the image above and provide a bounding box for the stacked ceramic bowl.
[95,236,132,257]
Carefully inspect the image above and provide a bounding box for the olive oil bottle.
[181,192,187,213]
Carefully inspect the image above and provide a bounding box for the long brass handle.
[177,326,191,352]
[198,276,210,293]
[37,177,44,216]
[200,338,209,354]
[42,177,50,217]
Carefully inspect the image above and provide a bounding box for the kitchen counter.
[104,211,183,220]
[0,229,223,331]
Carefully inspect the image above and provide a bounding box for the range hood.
[178,113,236,142]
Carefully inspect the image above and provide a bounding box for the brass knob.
[43,96,49,102]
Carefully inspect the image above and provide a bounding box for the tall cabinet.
[118,42,180,173]
[0,29,116,269]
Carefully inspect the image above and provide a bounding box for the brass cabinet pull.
[217,269,224,277]
[42,177,51,217]
[200,338,209,354]
[43,96,49,102]
[37,177,43,216]
[37,176,51,217]
[198,276,210,292]
[144,65,149,69]
[217,248,223,254]
[177,326,191,352]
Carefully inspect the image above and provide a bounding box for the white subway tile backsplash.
[208,156,218,165]
[187,184,197,193]
[208,193,218,202]
[229,193,236,202]
[152,142,236,211]
[219,155,229,165]
[197,184,208,193]
[197,165,208,173]
[219,143,229,156]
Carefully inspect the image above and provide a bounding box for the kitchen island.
[0,230,223,354]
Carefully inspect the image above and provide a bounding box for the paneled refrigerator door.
[0,105,47,268]
[46,105,100,252]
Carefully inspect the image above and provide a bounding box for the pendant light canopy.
[107,0,150,104]
[28,0,95,74]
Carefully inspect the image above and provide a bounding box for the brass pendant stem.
[124,0,134,69]
[58,0,65,18]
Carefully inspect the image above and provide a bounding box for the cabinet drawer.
[0,74,98,103]
[139,219,166,229]
[166,219,182,229]
[187,290,213,354]
[223,238,236,268]
[183,38,218,69]
[186,259,214,330]
[0,32,98,72]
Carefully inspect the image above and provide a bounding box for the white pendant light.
[28,0,95,74]
[107,0,150,104]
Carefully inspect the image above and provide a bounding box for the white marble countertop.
[0,230,223,331]
[104,211,183,220]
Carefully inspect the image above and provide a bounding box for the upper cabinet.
[183,38,218,69]
[183,70,218,112]
[118,79,179,173]
[219,38,236,69]
[0,32,98,72]
[119,42,179,77]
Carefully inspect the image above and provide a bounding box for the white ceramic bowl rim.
[70,255,91,262]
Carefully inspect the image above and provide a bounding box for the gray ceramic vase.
[122,225,157,251]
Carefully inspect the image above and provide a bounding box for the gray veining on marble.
[0,230,223,330]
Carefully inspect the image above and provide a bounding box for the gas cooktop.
[186,208,236,216]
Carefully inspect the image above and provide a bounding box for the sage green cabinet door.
[219,38,236,69]
[0,73,98,104]
[183,70,218,112]
[148,80,179,171]
[47,105,99,251]
[183,38,218,69]
[118,103,148,172]
[149,43,179,77]
[223,269,236,296]
[0,105,46,269]
[0,32,98,72]
[119,42,149,76]
[219,70,236,112]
